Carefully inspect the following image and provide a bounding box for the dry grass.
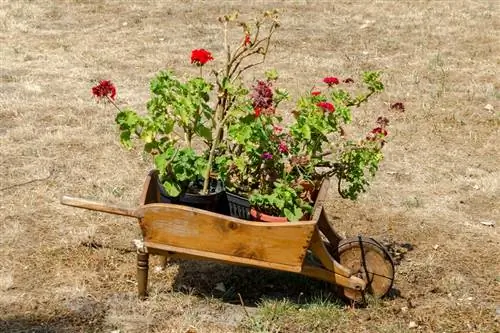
[1,1,499,332]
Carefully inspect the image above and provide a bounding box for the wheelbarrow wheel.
[337,236,394,302]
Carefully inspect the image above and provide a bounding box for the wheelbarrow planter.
[61,171,394,302]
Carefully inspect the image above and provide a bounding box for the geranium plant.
[217,69,387,221]
[91,10,389,221]
[92,11,280,198]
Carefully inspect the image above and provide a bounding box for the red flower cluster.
[91,80,116,100]
[371,127,388,136]
[311,91,321,96]
[250,80,274,113]
[390,102,405,112]
[190,49,214,66]
[316,102,335,113]
[254,107,262,117]
[244,33,251,47]
[323,77,339,86]
[278,141,289,154]
[366,127,388,142]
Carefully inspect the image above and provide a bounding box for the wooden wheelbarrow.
[61,171,394,302]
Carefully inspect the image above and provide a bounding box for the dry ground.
[1,1,499,332]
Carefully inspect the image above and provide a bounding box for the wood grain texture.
[300,265,365,291]
[138,204,317,269]
[146,242,305,272]
[311,178,330,221]
[60,195,139,218]
[316,208,343,249]
[139,170,161,205]
[308,230,352,277]
[137,251,149,298]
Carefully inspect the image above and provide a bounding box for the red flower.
[254,107,262,117]
[190,49,214,66]
[390,102,405,112]
[244,33,251,47]
[371,127,388,136]
[251,80,273,110]
[316,102,335,113]
[311,91,321,96]
[376,116,389,126]
[323,77,339,86]
[366,127,388,141]
[92,80,116,100]
[278,141,289,154]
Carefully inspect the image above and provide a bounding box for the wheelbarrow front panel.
[137,204,317,272]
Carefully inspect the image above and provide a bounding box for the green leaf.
[196,124,212,142]
[163,180,181,197]
[119,130,132,148]
[265,69,279,81]
[301,124,311,140]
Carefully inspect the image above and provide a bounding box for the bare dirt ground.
[1,1,499,332]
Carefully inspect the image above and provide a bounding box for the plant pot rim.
[250,208,288,223]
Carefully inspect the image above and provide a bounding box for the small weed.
[403,196,422,208]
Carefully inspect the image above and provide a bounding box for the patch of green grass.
[243,292,350,333]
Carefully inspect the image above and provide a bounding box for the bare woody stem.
[201,15,278,194]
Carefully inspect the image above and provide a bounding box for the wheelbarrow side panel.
[137,204,317,272]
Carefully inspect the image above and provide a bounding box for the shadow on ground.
[171,259,344,306]
[1,308,107,333]
[167,239,412,307]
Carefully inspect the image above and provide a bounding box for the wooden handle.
[60,195,139,218]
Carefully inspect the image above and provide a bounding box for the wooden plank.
[316,208,343,249]
[145,242,304,272]
[308,229,352,277]
[139,170,161,205]
[137,204,316,268]
[311,178,330,221]
[60,195,139,218]
[300,264,365,291]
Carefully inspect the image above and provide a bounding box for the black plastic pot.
[158,178,225,212]
[225,191,251,220]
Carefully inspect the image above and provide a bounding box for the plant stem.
[106,96,121,112]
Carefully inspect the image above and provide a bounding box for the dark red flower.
[342,78,354,83]
[254,107,262,117]
[311,91,321,96]
[190,49,214,66]
[251,80,273,110]
[316,102,335,113]
[92,80,116,100]
[371,127,388,136]
[366,127,388,141]
[278,141,289,154]
[376,116,390,126]
[244,33,251,47]
[390,102,405,112]
[323,76,340,86]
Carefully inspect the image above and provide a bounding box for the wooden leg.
[137,251,149,299]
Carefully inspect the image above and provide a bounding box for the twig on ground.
[0,169,53,192]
